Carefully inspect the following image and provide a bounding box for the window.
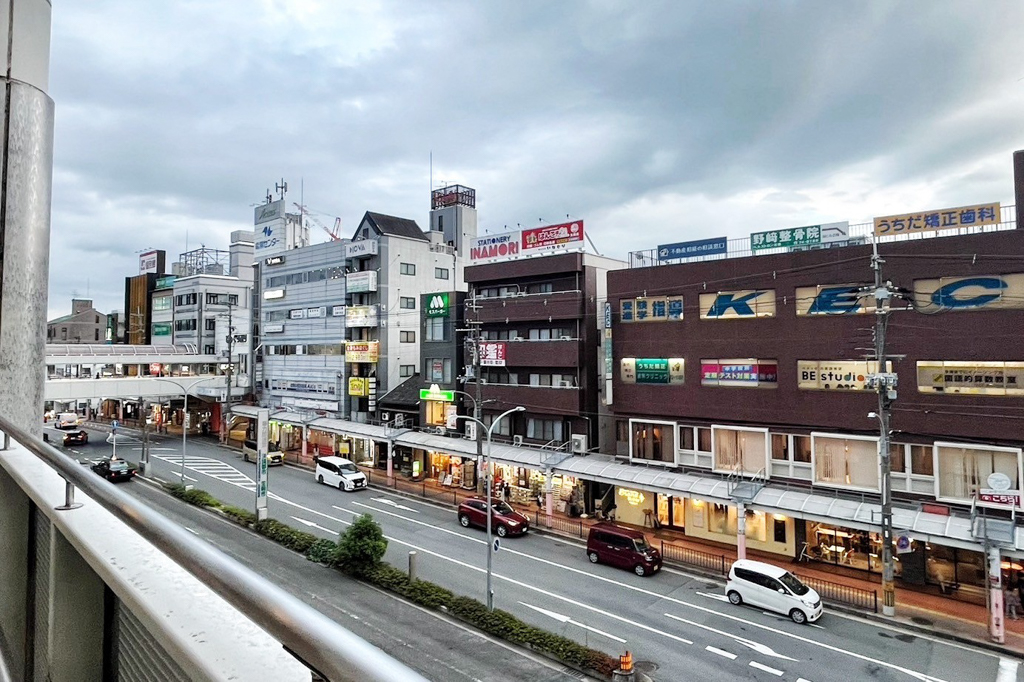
[286,273,305,285]
[631,421,675,463]
[911,444,933,476]
[265,310,288,322]
[812,434,880,491]
[435,267,450,280]
[890,444,907,473]
[153,296,172,311]
[774,517,788,543]
[400,331,416,343]
[770,434,811,463]
[697,427,712,452]
[205,318,216,331]
[527,418,563,442]
[175,293,198,307]
[400,263,416,276]
[793,436,811,463]
[936,442,1019,503]
[712,426,768,474]
[425,316,446,341]
[425,358,452,383]
[480,370,518,385]
[204,345,215,354]
[482,413,512,437]
[174,318,197,332]
[437,215,443,231]
[61,327,67,340]
[482,329,517,340]
[527,282,553,294]
[400,297,416,309]
[400,364,416,378]
[94,329,100,341]
[771,434,789,460]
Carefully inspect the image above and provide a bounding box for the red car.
[62,430,89,446]
[458,497,530,537]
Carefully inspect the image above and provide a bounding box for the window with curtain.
[631,422,675,463]
[813,435,880,491]
[713,427,767,474]
[937,444,1020,502]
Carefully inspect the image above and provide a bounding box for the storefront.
[428,452,477,489]
[656,494,686,530]
[683,499,796,558]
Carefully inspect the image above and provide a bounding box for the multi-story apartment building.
[150,274,176,343]
[463,250,626,452]
[46,298,106,344]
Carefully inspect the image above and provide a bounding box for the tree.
[334,514,387,575]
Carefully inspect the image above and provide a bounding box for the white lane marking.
[185,527,199,535]
[760,611,826,629]
[152,454,256,489]
[749,661,784,676]
[369,487,458,514]
[705,646,737,660]
[664,612,797,661]
[997,658,1018,682]
[697,591,730,602]
[519,602,627,643]
[797,678,815,682]
[371,497,420,513]
[290,516,336,534]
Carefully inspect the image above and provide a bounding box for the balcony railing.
[0,415,426,682]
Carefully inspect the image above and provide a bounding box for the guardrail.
[794,572,879,613]
[0,416,427,682]
[660,540,729,575]
[535,512,586,538]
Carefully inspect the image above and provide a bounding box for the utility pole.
[222,302,236,444]
[464,293,484,494]
[867,239,898,617]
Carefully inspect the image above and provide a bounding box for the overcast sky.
[46,1,1024,319]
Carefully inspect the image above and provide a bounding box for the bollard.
[408,551,418,582]
[611,651,636,682]
[55,480,83,511]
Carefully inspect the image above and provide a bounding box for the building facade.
[150,275,176,343]
[46,298,106,344]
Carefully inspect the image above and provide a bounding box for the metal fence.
[794,572,879,613]
[535,512,586,538]
[659,541,729,575]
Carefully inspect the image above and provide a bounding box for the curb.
[361,479,1024,660]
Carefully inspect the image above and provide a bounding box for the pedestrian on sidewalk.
[1005,581,1021,620]
[502,481,510,502]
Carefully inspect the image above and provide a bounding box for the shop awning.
[308,417,391,441]
[392,431,550,468]
[229,405,263,418]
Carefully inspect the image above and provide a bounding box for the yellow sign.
[345,341,379,363]
[874,202,1000,237]
[617,488,646,507]
[348,377,367,397]
[917,361,1024,396]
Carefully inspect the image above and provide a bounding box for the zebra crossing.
[152,454,257,490]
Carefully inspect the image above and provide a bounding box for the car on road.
[91,457,136,483]
[56,412,82,430]
[586,523,661,576]
[62,430,89,447]
[457,497,530,537]
[242,439,284,465]
[726,559,822,624]
[314,456,367,492]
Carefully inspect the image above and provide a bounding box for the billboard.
[479,341,507,367]
[522,220,584,251]
[345,341,380,363]
[346,270,378,293]
[619,358,685,385]
[912,273,1024,312]
[346,305,378,327]
[750,222,848,251]
[345,240,379,258]
[469,230,521,264]
[658,237,727,261]
[426,292,450,317]
[701,359,778,387]
[139,250,161,274]
[874,202,1000,237]
[699,290,776,319]
[254,200,285,224]
[348,377,368,397]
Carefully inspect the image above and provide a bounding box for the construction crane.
[293,202,342,241]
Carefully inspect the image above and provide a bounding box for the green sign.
[153,323,171,336]
[621,358,685,385]
[420,388,455,401]
[636,359,670,384]
[426,292,450,317]
[750,225,824,251]
[156,275,176,289]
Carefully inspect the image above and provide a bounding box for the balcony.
[503,338,580,368]
[480,383,581,415]
[471,290,584,324]
[0,416,423,682]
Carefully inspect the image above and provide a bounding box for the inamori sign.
[470,230,522,263]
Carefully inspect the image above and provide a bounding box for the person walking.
[1005,581,1021,620]
[502,481,511,502]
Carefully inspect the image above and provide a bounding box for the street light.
[457,405,525,611]
[155,376,220,484]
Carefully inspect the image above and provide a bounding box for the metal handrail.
[0,416,426,682]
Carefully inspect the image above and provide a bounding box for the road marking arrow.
[664,612,797,661]
[520,602,627,643]
[371,497,419,513]
[290,516,335,534]
[696,591,730,602]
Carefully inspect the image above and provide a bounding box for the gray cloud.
[45,0,1024,318]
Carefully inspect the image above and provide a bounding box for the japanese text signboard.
[620,358,685,385]
[658,236,728,261]
[750,222,849,251]
[874,203,1000,237]
[522,220,584,251]
[479,341,507,367]
[255,408,269,517]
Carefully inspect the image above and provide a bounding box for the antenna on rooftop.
[275,179,288,201]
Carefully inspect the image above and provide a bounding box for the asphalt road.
[59,424,1024,682]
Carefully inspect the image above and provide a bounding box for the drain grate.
[559,666,586,680]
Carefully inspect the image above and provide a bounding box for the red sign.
[149,362,162,375]
[522,220,584,251]
[479,342,507,367]
[979,490,1021,506]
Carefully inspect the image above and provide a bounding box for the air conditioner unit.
[559,336,571,341]
[513,435,524,446]
[571,434,588,454]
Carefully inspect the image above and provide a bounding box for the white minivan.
[725,559,823,624]
[314,456,367,492]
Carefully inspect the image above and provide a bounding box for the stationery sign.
[658,236,728,261]
[874,203,1000,237]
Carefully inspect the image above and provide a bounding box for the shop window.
[773,516,787,543]
[936,442,1021,503]
[425,400,449,426]
[746,510,767,542]
[709,503,733,535]
[697,427,712,453]
[712,426,768,475]
[911,444,934,476]
[812,434,880,491]
[631,421,676,463]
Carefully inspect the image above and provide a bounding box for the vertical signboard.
[255,408,269,520]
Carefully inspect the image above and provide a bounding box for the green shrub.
[181,488,220,508]
[334,514,387,576]
[305,538,338,564]
[253,518,318,553]
[363,563,412,592]
[167,484,187,499]
[221,505,257,527]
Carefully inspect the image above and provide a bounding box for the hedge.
[165,485,617,676]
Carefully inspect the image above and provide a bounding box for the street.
[60,424,1024,682]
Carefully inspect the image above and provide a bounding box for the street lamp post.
[448,387,495,491]
[155,377,220,484]
[457,405,524,611]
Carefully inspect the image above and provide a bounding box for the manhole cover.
[910,616,933,626]
[635,660,658,674]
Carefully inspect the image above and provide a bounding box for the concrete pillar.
[544,471,554,528]
[0,468,30,680]
[0,0,54,439]
[989,545,1005,643]
[386,439,394,481]
[301,425,308,461]
[736,503,747,561]
[49,529,104,682]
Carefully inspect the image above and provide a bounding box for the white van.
[725,559,822,624]
[57,412,81,430]
[315,456,367,492]
[242,439,284,466]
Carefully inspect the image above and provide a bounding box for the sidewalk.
[357,466,1024,659]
